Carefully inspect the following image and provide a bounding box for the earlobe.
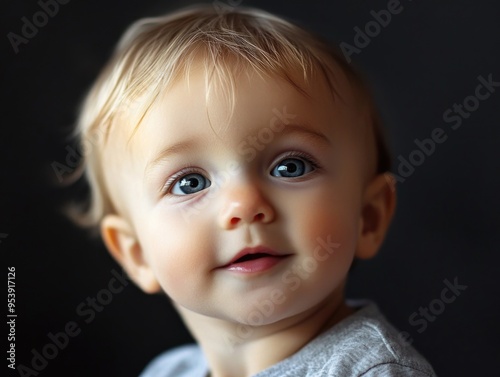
[355,173,397,260]
[100,215,161,294]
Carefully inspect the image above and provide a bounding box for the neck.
[174,289,354,377]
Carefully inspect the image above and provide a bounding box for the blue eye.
[271,157,315,178]
[170,173,211,195]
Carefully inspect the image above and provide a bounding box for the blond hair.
[67,4,390,233]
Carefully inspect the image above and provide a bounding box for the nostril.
[254,213,264,221]
[230,217,240,225]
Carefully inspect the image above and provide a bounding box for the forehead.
[142,65,359,142]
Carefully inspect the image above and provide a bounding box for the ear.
[100,215,161,294]
[355,173,397,260]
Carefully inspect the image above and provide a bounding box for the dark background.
[2,0,499,376]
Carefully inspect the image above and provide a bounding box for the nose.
[218,181,275,229]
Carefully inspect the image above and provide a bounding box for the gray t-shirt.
[140,302,436,376]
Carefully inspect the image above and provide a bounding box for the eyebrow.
[145,139,199,177]
[144,123,330,176]
[280,123,331,146]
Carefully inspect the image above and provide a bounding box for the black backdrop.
[2,1,500,376]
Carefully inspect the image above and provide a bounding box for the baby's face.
[103,62,376,324]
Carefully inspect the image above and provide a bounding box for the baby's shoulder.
[139,344,207,377]
[317,303,437,376]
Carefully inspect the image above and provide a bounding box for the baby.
[69,4,436,377]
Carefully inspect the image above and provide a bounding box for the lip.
[219,246,292,273]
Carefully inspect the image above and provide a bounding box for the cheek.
[299,204,357,281]
[285,183,360,291]
[137,207,213,300]
[290,185,360,253]
[268,188,359,318]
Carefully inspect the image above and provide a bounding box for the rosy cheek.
[141,211,213,297]
[293,190,358,258]
[140,220,187,289]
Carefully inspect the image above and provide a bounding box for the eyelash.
[162,166,203,195]
[272,150,320,172]
[162,150,321,195]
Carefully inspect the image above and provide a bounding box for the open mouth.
[232,253,271,263]
[222,252,292,273]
